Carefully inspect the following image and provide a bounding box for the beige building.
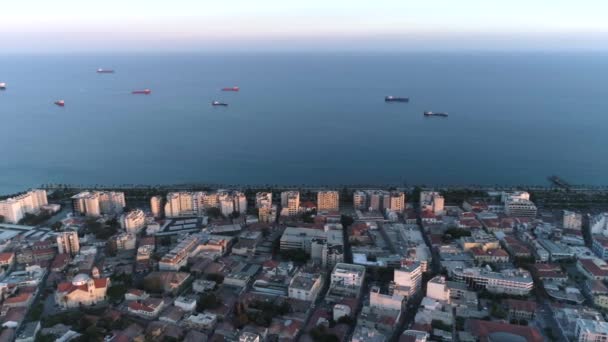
[55,274,109,308]
[0,189,48,223]
[420,191,444,216]
[280,191,300,216]
[150,195,163,218]
[71,191,125,216]
[110,233,136,251]
[317,191,339,211]
[56,231,80,255]
[120,209,146,233]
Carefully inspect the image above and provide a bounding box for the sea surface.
[0,52,607,195]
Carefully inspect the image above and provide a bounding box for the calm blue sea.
[0,52,607,194]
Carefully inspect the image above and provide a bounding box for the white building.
[451,266,534,296]
[120,209,146,233]
[0,189,48,223]
[575,318,608,342]
[317,191,339,211]
[370,286,404,312]
[56,231,80,256]
[591,213,608,235]
[329,263,366,297]
[175,295,198,312]
[333,304,351,321]
[256,192,272,209]
[288,271,323,302]
[71,191,125,217]
[502,191,537,218]
[426,276,449,302]
[280,191,300,216]
[563,210,583,230]
[393,261,422,298]
[353,190,405,213]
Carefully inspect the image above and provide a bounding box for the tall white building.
[502,191,537,218]
[0,189,48,223]
[563,210,583,230]
[393,261,422,298]
[150,195,163,218]
[280,191,300,216]
[420,191,444,216]
[317,191,339,211]
[120,209,146,233]
[164,191,235,218]
[71,191,125,217]
[218,191,247,217]
[57,231,80,255]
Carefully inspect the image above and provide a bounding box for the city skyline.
[2,0,608,52]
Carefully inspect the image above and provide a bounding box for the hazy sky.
[2,0,608,52]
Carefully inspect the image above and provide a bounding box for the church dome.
[72,273,91,286]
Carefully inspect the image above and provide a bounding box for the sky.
[2,0,608,52]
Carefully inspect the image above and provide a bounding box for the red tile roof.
[579,259,608,277]
[3,293,32,305]
[0,252,14,263]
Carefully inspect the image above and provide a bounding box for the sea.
[0,52,607,195]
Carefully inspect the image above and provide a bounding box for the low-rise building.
[288,271,323,301]
[55,274,109,309]
[127,298,165,318]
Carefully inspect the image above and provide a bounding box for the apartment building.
[120,209,146,233]
[317,191,339,211]
[0,189,48,223]
[56,231,80,256]
[280,191,300,216]
[71,191,125,216]
[150,195,163,218]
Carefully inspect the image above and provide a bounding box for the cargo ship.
[212,101,228,106]
[385,96,409,102]
[96,68,115,73]
[424,111,448,117]
[221,86,239,92]
[0,82,6,90]
[132,89,151,95]
[54,100,65,107]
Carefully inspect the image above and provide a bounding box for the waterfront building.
[317,191,339,211]
[280,191,300,216]
[56,231,80,256]
[502,191,537,218]
[71,191,125,216]
[120,209,146,233]
[0,189,48,223]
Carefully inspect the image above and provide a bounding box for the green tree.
[197,293,222,312]
[340,215,354,228]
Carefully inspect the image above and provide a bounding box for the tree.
[197,293,222,312]
[0,215,4,223]
[206,207,222,219]
[51,221,63,231]
[340,215,354,228]
[107,284,128,302]
[230,211,240,219]
[205,273,224,284]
